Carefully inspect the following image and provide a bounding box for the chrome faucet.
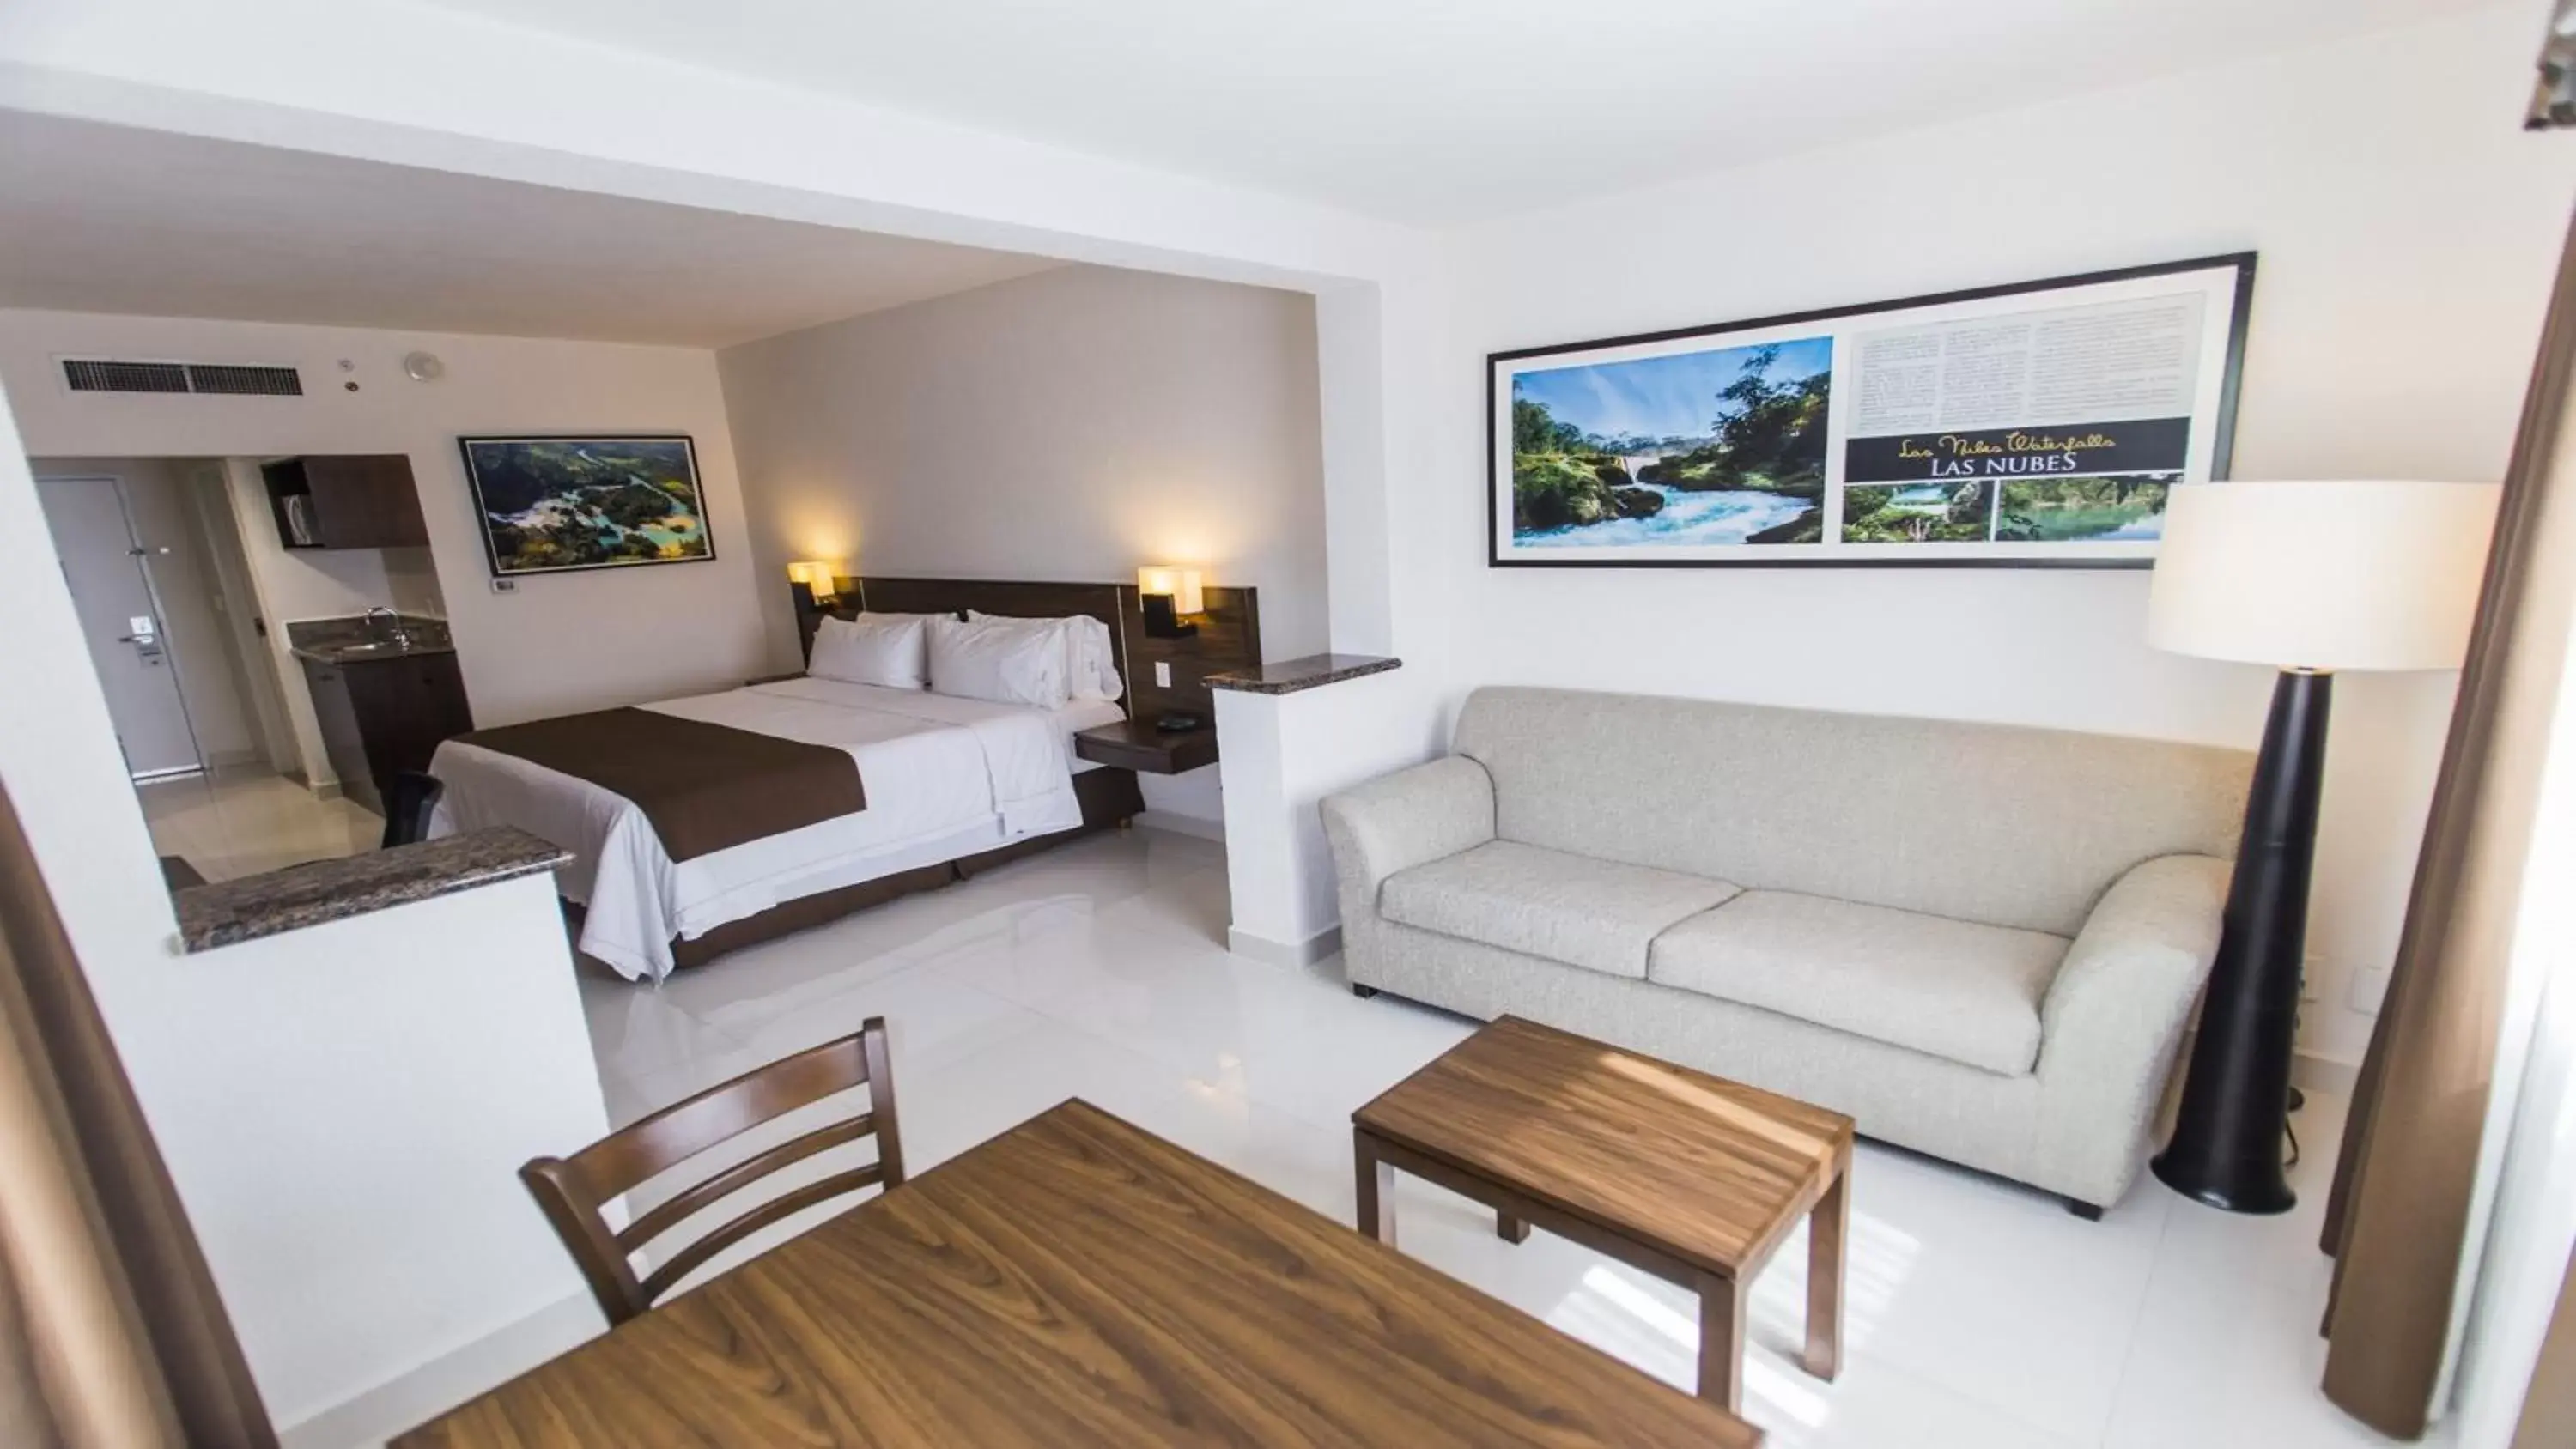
[363,606,410,647]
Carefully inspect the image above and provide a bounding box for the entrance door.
[35,475,204,779]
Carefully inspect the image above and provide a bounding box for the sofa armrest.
[1320,756,1497,914]
[2030,853,2230,1202]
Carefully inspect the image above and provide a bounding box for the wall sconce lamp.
[1137,566,1204,639]
[787,560,844,602]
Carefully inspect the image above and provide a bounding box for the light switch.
[1155,661,1173,688]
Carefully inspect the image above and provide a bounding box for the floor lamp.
[2144,480,2498,1214]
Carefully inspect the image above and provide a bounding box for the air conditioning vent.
[60,358,304,397]
[185,363,303,396]
[63,359,190,393]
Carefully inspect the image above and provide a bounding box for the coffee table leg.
[1804,1153,1849,1380]
[1697,1270,1745,1413]
[1353,1130,1396,1246]
[1496,1211,1531,1244]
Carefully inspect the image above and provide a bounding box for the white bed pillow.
[966,610,1123,702]
[927,615,1069,709]
[806,612,930,690]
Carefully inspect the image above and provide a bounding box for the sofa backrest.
[1452,687,2252,937]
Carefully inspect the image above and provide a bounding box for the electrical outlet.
[490,577,517,594]
[2300,952,2325,1004]
[2349,963,2394,1014]
[1155,661,1172,688]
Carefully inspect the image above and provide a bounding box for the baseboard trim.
[1133,809,1225,844]
[2293,1050,2360,1099]
[1228,924,1341,967]
[276,1290,601,1449]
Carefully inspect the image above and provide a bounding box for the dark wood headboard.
[1113,582,1258,724]
[801,575,1260,724]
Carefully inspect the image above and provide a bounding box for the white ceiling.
[421,0,2489,224]
[0,112,1062,347]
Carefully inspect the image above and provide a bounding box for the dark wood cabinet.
[298,652,473,815]
[263,454,430,549]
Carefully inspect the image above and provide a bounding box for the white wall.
[1432,4,2576,1064]
[0,310,769,728]
[720,264,1332,822]
[0,0,2560,1069]
[0,385,613,1442]
[143,875,611,1441]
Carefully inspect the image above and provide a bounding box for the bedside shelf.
[1075,718,1218,775]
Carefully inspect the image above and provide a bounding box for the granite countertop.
[286,613,457,664]
[173,828,568,952]
[1206,653,1402,695]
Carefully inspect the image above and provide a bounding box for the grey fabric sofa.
[1321,687,2254,1211]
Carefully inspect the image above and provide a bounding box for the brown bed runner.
[453,707,866,863]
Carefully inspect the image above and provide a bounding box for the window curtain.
[2318,203,2576,1438]
[0,783,273,1447]
[2512,1250,2576,1448]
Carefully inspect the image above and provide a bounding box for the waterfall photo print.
[1510,338,1832,549]
[1486,253,2256,567]
[459,435,714,577]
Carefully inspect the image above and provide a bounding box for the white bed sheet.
[429,680,1125,981]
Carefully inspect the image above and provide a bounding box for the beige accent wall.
[718,264,1331,824]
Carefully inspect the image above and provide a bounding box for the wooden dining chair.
[520,1017,905,1326]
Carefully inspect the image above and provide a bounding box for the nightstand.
[1074,718,1218,774]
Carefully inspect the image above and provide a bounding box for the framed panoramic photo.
[458,435,715,577]
[1488,253,2256,568]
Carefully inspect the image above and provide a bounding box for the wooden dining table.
[395,1098,1760,1446]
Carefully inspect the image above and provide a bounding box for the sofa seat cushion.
[1648,891,2070,1075]
[1380,840,1742,980]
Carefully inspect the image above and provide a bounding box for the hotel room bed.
[427,575,1255,979]
[430,676,1131,981]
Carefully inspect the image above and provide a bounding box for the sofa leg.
[1350,983,1380,999]
[2064,1197,2104,1222]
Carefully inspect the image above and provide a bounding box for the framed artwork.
[458,435,714,577]
[1488,253,2257,568]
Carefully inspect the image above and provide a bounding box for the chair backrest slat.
[635,1163,885,1303]
[565,1034,874,1203]
[521,1017,904,1326]
[616,1112,874,1252]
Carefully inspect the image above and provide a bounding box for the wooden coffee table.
[1352,1016,1855,1412]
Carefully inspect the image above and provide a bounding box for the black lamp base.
[2149,668,2329,1216]
[1140,592,1199,640]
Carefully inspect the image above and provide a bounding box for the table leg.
[1804,1153,1849,1380]
[1496,1211,1531,1244]
[1353,1130,1396,1246]
[1698,1270,1745,1413]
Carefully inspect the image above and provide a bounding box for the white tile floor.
[141,779,2408,1446]
[138,769,380,882]
[574,826,2408,1449]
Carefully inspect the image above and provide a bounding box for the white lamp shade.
[787,560,843,598]
[2147,481,2499,672]
[1137,566,1204,615]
